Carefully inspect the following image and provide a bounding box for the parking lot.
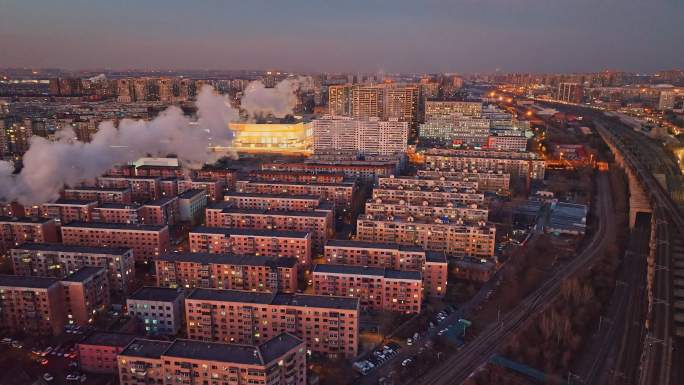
[0,325,110,385]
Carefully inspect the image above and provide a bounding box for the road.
[412,172,614,385]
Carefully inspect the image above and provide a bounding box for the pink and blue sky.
[1,0,682,73]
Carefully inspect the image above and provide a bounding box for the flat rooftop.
[45,198,98,206]
[219,208,330,218]
[359,214,493,228]
[120,338,173,359]
[62,221,167,232]
[314,264,421,280]
[128,286,184,302]
[142,196,178,206]
[62,266,106,282]
[10,242,131,255]
[326,239,425,252]
[425,251,448,263]
[95,203,141,210]
[187,289,359,310]
[0,216,54,224]
[158,252,297,268]
[190,227,309,239]
[0,274,59,289]
[99,175,161,181]
[225,192,322,200]
[79,331,136,348]
[178,189,206,199]
[63,186,130,192]
[238,179,355,187]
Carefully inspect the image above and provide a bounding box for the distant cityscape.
[0,65,682,385]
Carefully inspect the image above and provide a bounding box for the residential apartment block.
[188,227,311,266]
[313,264,422,313]
[61,222,170,261]
[416,169,510,194]
[224,193,323,212]
[372,186,484,206]
[356,214,496,258]
[0,275,66,336]
[235,179,357,207]
[312,116,409,156]
[62,187,133,204]
[424,148,545,180]
[117,334,306,385]
[324,240,447,298]
[10,243,135,294]
[126,287,185,336]
[205,206,333,252]
[155,252,298,293]
[185,289,359,357]
[61,266,110,326]
[0,216,59,255]
[365,198,489,223]
[77,331,135,374]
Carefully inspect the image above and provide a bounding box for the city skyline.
[2,0,683,73]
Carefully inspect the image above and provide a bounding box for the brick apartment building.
[62,186,133,204]
[416,169,511,194]
[140,196,179,225]
[313,264,422,313]
[97,176,162,202]
[126,287,185,336]
[235,179,357,207]
[117,334,306,385]
[424,148,545,180]
[26,198,98,225]
[224,193,323,212]
[248,170,346,184]
[365,198,489,222]
[10,243,135,294]
[188,227,311,266]
[156,253,298,293]
[178,178,225,202]
[185,289,359,357]
[77,331,135,374]
[61,222,170,261]
[324,240,448,298]
[372,186,484,206]
[0,216,59,255]
[205,205,333,252]
[61,266,110,326]
[356,214,496,258]
[0,275,66,336]
[91,203,142,224]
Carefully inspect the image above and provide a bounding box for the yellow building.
[227,121,313,155]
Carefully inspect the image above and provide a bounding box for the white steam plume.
[240,77,310,118]
[0,85,238,205]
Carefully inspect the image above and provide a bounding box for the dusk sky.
[1,0,682,73]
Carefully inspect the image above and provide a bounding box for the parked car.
[42,373,54,382]
[406,338,413,346]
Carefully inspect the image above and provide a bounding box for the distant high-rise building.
[157,78,173,102]
[328,85,352,115]
[132,78,148,102]
[556,82,584,104]
[384,85,419,125]
[351,85,384,118]
[658,89,677,111]
[313,116,408,156]
[116,79,132,103]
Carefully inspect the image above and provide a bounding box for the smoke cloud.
[240,77,309,118]
[0,85,238,205]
